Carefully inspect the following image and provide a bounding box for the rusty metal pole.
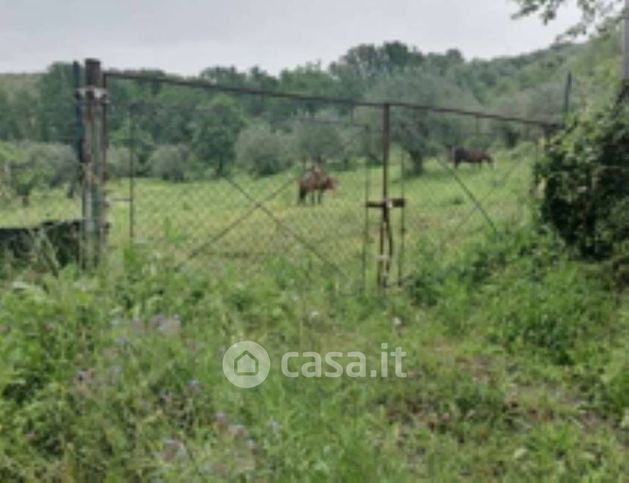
[623,0,629,96]
[378,103,391,288]
[624,0,629,79]
[128,106,136,242]
[80,59,108,267]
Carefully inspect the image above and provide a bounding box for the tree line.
[0,36,621,194]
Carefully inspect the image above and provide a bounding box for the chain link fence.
[0,63,557,290]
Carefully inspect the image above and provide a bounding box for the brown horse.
[298,166,337,205]
[451,147,494,169]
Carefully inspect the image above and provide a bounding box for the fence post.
[377,103,392,288]
[622,0,629,100]
[79,59,108,267]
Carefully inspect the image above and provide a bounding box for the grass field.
[0,145,537,290]
[0,144,627,480]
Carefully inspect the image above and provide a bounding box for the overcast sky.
[0,0,582,75]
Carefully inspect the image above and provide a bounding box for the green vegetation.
[0,147,536,283]
[513,0,624,36]
[0,32,623,153]
[0,141,76,206]
[0,221,626,480]
[536,101,629,284]
[0,133,626,479]
[0,10,627,480]
[235,122,294,177]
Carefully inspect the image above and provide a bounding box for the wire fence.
[0,63,559,291]
[389,114,546,287]
[102,97,375,291]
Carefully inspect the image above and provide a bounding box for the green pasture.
[1,144,627,481]
[0,147,536,289]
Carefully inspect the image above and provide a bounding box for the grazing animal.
[451,147,494,169]
[298,166,337,205]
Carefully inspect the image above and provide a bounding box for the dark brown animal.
[451,147,494,169]
[298,167,337,205]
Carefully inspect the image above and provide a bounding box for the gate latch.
[365,198,406,210]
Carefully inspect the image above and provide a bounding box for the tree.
[361,70,480,174]
[0,142,22,201]
[278,64,339,116]
[149,145,196,182]
[109,118,155,175]
[10,89,39,141]
[191,95,246,176]
[513,0,624,36]
[235,122,293,176]
[0,142,46,206]
[330,42,426,99]
[0,89,16,140]
[292,111,345,167]
[24,142,77,189]
[107,146,134,179]
[36,63,76,143]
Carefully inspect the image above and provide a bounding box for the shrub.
[0,142,78,204]
[235,122,293,176]
[535,102,629,263]
[148,145,196,182]
[24,143,78,189]
[107,146,134,178]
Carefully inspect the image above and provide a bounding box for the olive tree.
[360,71,479,174]
[0,142,78,206]
[235,122,293,176]
[191,95,246,176]
[294,111,345,162]
[149,145,196,182]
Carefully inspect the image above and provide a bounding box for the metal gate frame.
[76,58,559,289]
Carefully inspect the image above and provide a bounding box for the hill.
[0,32,622,144]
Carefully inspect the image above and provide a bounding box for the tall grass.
[0,224,627,481]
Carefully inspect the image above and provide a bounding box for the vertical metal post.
[72,61,85,269]
[128,107,136,242]
[398,152,406,286]
[378,103,391,288]
[362,126,372,292]
[80,59,108,268]
[624,0,629,83]
[382,104,390,202]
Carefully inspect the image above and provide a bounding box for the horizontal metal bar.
[104,71,382,109]
[366,198,407,209]
[388,101,559,127]
[103,70,560,128]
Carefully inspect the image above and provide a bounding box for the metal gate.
[71,59,558,291]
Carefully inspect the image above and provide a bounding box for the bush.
[535,102,629,264]
[107,146,134,178]
[0,142,77,205]
[235,122,293,176]
[291,111,345,166]
[148,145,196,182]
[24,143,78,189]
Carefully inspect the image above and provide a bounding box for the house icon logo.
[235,350,259,376]
[223,341,270,389]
